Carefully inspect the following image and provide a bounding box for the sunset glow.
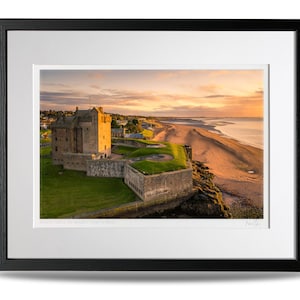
[40,69,264,117]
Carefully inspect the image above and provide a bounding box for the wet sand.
[153,122,264,217]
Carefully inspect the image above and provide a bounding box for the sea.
[162,117,264,149]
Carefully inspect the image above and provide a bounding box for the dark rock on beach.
[143,160,231,218]
[180,161,231,218]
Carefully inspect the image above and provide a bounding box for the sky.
[40,69,264,117]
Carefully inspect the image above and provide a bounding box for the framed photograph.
[0,19,299,271]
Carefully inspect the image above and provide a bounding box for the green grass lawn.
[112,145,138,156]
[142,129,154,139]
[41,138,51,143]
[40,156,136,218]
[40,146,52,156]
[130,142,187,174]
[112,139,187,175]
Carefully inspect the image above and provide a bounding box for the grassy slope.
[40,154,136,218]
[40,146,52,156]
[112,145,137,156]
[113,140,187,175]
[131,143,187,174]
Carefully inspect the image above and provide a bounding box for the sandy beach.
[153,122,264,218]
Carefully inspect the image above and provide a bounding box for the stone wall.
[87,159,126,178]
[80,121,94,153]
[124,165,145,199]
[51,107,112,166]
[52,127,68,165]
[97,111,112,157]
[143,167,193,202]
[124,164,193,202]
[62,153,94,171]
[112,138,146,148]
[63,152,193,202]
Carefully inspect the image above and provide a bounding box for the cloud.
[40,86,263,117]
[144,105,227,117]
[155,70,190,80]
[43,83,70,88]
[40,91,88,102]
[197,84,222,94]
[89,84,101,89]
[87,72,105,79]
[203,94,232,98]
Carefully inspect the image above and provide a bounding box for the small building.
[116,120,127,127]
[124,133,144,139]
[111,127,126,138]
[141,122,153,129]
[51,107,111,169]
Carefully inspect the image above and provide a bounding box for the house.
[111,127,126,138]
[124,133,144,139]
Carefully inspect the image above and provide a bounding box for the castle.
[50,106,193,203]
[51,107,111,170]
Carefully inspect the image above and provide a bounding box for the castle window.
[55,137,57,141]
[66,138,68,142]
[55,146,58,152]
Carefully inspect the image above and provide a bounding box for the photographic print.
[39,67,266,220]
[2,18,297,271]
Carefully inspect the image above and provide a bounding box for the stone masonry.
[86,159,193,202]
[124,164,193,202]
[51,107,111,166]
[87,160,126,178]
[63,153,94,171]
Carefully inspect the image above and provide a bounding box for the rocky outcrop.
[141,160,231,218]
[180,161,231,218]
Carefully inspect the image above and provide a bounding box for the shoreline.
[160,118,263,150]
[153,121,264,218]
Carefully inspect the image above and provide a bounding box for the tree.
[125,120,142,133]
[132,118,139,125]
[111,119,120,128]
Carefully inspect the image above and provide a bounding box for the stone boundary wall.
[112,138,146,148]
[143,167,193,202]
[63,153,93,171]
[64,150,193,203]
[124,164,193,202]
[87,159,126,178]
[124,165,144,199]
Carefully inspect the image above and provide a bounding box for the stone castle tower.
[51,107,112,167]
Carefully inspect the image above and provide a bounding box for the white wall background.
[1,0,300,300]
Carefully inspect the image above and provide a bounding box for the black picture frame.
[0,19,299,271]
